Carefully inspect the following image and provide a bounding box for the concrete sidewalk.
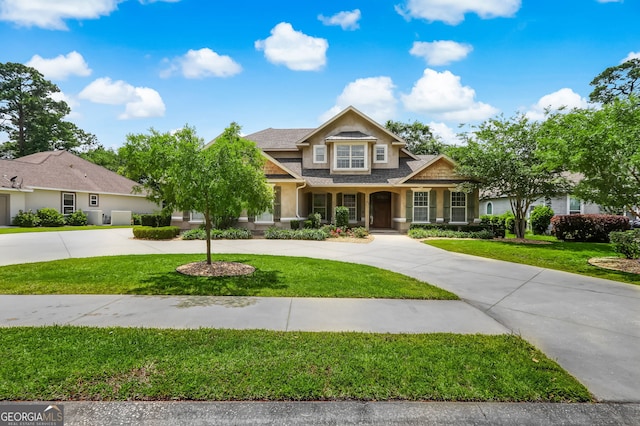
[0,295,507,334]
[1,228,639,404]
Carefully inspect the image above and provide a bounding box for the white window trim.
[412,189,430,224]
[373,144,387,163]
[313,145,326,164]
[189,211,205,223]
[450,191,467,223]
[62,192,76,214]
[89,193,99,207]
[333,143,369,171]
[567,195,583,215]
[255,211,275,224]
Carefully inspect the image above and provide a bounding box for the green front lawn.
[425,238,639,285]
[0,327,592,402]
[0,225,133,234]
[0,254,456,299]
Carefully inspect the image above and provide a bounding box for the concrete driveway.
[0,228,638,402]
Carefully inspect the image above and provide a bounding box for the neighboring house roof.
[0,150,142,195]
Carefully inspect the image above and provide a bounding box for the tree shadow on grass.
[127,268,287,296]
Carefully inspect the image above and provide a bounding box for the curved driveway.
[0,228,638,402]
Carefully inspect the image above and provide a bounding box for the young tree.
[0,62,97,158]
[589,58,640,104]
[542,96,640,217]
[121,124,273,264]
[80,145,124,173]
[454,114,570,238]
[385,120,445,155]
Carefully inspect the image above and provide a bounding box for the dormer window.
[313,145,326,163]
[374,144,387,163]
[334,143,367,170]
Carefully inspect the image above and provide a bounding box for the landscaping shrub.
[66,210,88,226]
[609,229,640,259]
[479,214,506,238]
[502,211,516,235]
[552,214,629,243]
[351,226,369,238]
[335,206,349,228]
[530,205,554,235]
[140,213,171,227]
[308,213,322,229]
[264,227,327,240]
[132,214,142,226]
[409,227,494,240]
[133,226,180,240]
[181,228,252,240]
[290,219,301,230]
[37,208,65,227]
[12,210,40,227]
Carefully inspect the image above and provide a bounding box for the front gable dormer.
[298,106,414,174]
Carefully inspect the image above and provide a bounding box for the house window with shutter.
[313,194,327,219]
[343,194,357,221]
[413,191,429,223]
[451,192,467,222]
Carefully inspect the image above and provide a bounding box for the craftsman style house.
[235,106,480,232]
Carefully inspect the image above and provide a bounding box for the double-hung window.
[62,192,76,214]
[413,191,429,223]
[374,144,387,163]
[89,194,99,207]
[568,196,582,215]
[451,192,467,222]
[343,194,357,221]
[335,144,366,170]
[313,145,326,164]
[313,194,327,219]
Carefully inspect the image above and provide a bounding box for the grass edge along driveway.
[0,254,456,299]
[0,326,593,402]
[424,238,639,286]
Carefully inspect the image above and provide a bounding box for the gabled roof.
[396,154,472,185]
[245,128,315,151]
[0,150,143,195]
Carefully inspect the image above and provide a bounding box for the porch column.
[364,190,370,231]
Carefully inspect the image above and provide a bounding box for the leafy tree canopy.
[454,114,570,238]
[120,124,273,263]
[0,62,98,158]
[542,96,640,217]
[589,58,640,104]
[385,120,445,155]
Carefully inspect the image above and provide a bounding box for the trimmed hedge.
[479,215,507,238]
[66,210,88,226]
[410,223,489,232]
[37,208,65,227]
[551,214,630,243]
[408,227,494,240]
[140,213,172,227]
[133,226,180,240]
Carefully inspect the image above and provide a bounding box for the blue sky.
[1,0,638,148]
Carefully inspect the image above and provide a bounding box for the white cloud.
[402,69,498,122]
[410,41,473,66]
[78,77,165,119]
[622,51,640,63]
[525,88,589,121]
[26,51,91,80]
[428,121,461,145]
[396,0,521,25]
[162,48,242,79]
[318,9,361,30]
[255,22,328,71]
[0,0,121,30]
[320,76,397,123]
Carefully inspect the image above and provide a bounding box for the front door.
[371,192,391,228]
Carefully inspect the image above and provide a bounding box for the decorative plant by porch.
[335,206,349,228]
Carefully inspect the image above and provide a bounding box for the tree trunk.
[204,210,212,265]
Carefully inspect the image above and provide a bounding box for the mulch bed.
[588,257,640,275]
[176,261,256,277]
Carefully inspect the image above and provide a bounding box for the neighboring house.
[0,150,159,226]
[480,195,601,218]
[184,106,479,232]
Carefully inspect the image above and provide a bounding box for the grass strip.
[0,254,456,299]
[425,239,638,285]
[0,327,592,402]
[0,226,133,234]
